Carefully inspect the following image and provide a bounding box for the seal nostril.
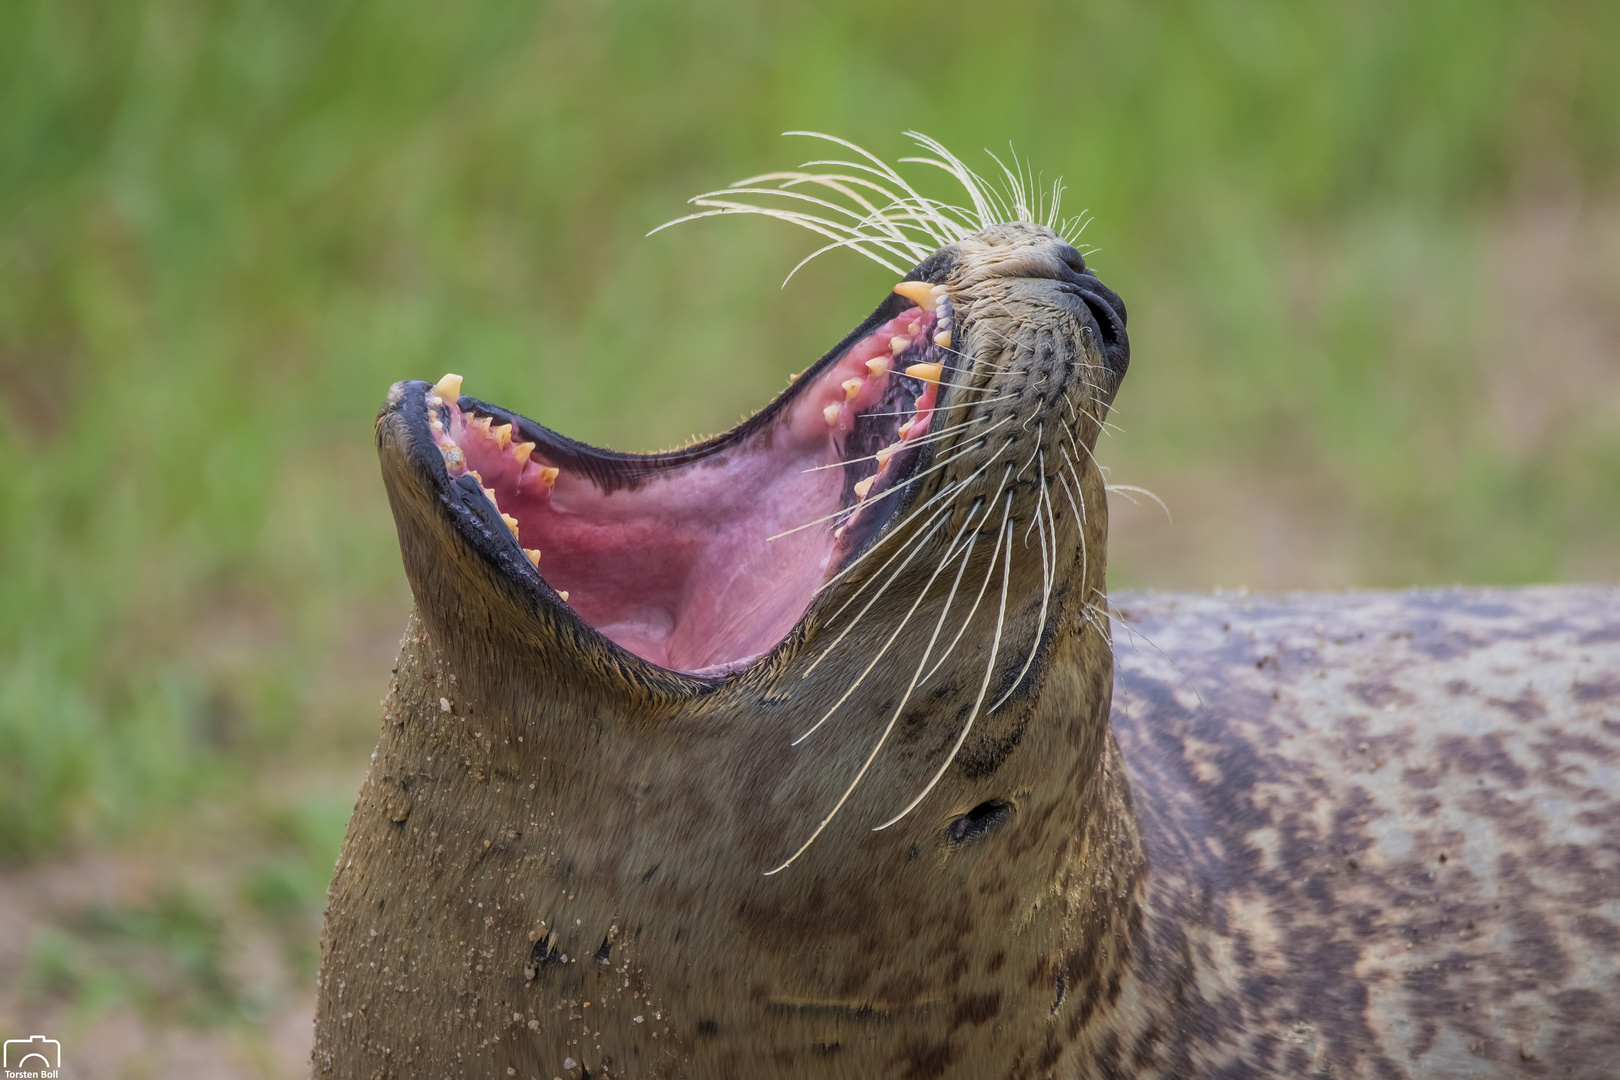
[947,799,1012,844]
[1077,287,1125,348]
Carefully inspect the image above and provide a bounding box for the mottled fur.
[1104,588,1620,1078]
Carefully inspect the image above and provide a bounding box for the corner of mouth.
[384,280,963,678]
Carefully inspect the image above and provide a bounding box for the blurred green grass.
[0,0,1616,990]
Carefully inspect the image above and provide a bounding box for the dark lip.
[380,271,961,681]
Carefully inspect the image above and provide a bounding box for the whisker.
[796,415,992,473]
[874,494,1015,830]
[991,456,1054,712]
[813,451,999,601]
[765,506,988,875]
[916,463,1014,684]
[1106,484,1172,524]
[765,437,988,542]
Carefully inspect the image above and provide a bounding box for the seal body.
[313,177,1619,1072]
[1106,587,1620,1078]
[317,218,1142,1078]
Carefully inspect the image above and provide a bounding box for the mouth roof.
[420,281,956,676]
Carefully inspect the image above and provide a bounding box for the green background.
[1,0,1616,1062]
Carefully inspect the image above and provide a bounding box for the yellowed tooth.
[524,548,541,568]
[892,281,938,312]
[470,415,492,439]
[482,485,498,505]
[841,378,862,401]
[907,320,921,336]
[853,476,875,498]
[890,336,911,356]
[557,590,570,603]
[432,373,463,404]
[934,328,952,348]
[875,443,899,467]
[501,512,520,537]
[512,441,534,467]
[865,357,890,378]
[538,465,559,488]
[898,420,915,438]
[430,418,443,431]
[492,423,512,449]
[823,403,841,426]
[440,444,464,468]
[905,361,943,385]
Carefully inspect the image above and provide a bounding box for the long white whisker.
[813,452,999,598]
[765,436,989,543]
[874,494,1015,830]
[1106,484,1172,523]
[765,507,988,876]
[792,506,956,728]
[990,457,1053,713]
[797,415,991,473]
[917,463,1014,684]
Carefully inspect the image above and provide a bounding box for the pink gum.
[432,400,557,497]
[796,309,938,438]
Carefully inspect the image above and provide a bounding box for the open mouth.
[406,281,957,677]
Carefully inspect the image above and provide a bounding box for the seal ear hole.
[946,799,1013,845]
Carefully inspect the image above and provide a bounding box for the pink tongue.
[415,304,939,673]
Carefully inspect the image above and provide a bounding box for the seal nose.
[1070,275,1129,378]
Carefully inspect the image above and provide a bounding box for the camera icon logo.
[3,1034,61,1073]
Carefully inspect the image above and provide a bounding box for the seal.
[312,137,1620,1078]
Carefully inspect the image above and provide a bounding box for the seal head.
[320,208,1137,1078]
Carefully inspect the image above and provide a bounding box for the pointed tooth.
[483,486,498,506]
[492,423,512,449]
[557,590,570,603]
[865,357,890,378]
[892,281,938,312]
[841,378,862,401]
[539,466,559,488]
[501,513,520,537]
[898,420,915,438]
[905,361,943,385]
[907,320,921,336]
[512,441,534,467]
[823,403,841,426]
[890,336,911,356]
[524,548,541,568]
[432,373,463,404]
[853,476,875,498]
[470,415,492,438]
[934,329,952,348]
[875,443,899,467]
